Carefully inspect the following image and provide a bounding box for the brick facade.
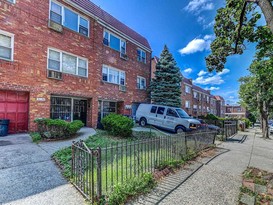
[225,105,248,118]
[0,0,151,132]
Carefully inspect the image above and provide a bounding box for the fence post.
[71,142,75,180]
[96,147,102,199]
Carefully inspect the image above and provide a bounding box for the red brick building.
[0,0,151,133]
[215,96,226,118]
[225,105,248,118]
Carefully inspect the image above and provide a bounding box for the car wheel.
[176,126,185,134]
[139,118,147,127]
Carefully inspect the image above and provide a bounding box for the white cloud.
[193,75,224,85]
[205,86,220,91]
[179,35,214,55]
[197,16,206,24]
[203,20,215,29]
[193,68,230,85]
[229,96,235,99]
[184,68,193,74]
[197,70,207,76]
[217,68,230,76]
[184,0,214,13]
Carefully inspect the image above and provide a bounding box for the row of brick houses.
[0,0,151,133]
[151,58,226,118]
[0,0,227,134]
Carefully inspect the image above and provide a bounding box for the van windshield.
[176,109,190,118]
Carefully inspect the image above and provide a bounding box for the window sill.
[47,69,88,79]
[101,80,124,86]
[0,57,14,62]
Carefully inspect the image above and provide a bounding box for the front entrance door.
[73,100,87,125]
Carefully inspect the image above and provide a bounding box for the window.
[48,48,88,77]
[237,108,242,112]
[207,96,209,102]
[7,0,15,3]
[150,106,157,113]
[102,65,125,85]
[103,30,126,54]
[185,101,190,108]
[185,85,191,93]
[157,107,165,115]
[137,48,146,63]
[193,105,197,110]
[49,1,89,36]
[166,108,178,117]
[0,30,14,61]
[137,76,146,89]
[193,92,198,98]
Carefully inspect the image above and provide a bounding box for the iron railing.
[71,131,216,203]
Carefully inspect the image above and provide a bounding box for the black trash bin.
[0,119,10,137]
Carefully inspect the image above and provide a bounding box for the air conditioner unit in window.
[47,70,62,80]
[48,20,63,33]
[120,53,128,60]
[119,85,126,92]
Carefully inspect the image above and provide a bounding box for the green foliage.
[53,147,72,178]
[206,0,263,72]
[156,160,184,171]
[30,132,42,143]
[34,118,84,140]
[108,173,156,205]
[247,113,256,124]
[149,45,182,107]
[241,118,251,128]
[101,114,134,138]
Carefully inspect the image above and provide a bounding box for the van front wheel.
[139,118,147,127]
[176,126,185,134]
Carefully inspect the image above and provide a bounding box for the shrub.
[34,118,84,140]
[242,118,251,128]
[30,132,42,143]
[101,114,134,138]
[108,173,156,205]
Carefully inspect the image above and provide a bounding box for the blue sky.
[91,0,259,105]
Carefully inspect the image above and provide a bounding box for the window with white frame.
[102,65,125,85]
[193,105,197,110]
[0,30,14,61]
[137,48,146,63]
[199,105,201,110]
[185,85,191,93]
[48,48,88,77]
[193,91,197,98]
[207,96,209,102]
[137,76,146,89]
[103,30,126,54]
[49,1,89,36]
[185,101,190,108]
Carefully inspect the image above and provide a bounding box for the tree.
[149,45,183,107]
[239,59,273,138]
[206,0,273,72]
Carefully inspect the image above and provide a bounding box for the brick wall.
[0,0,151,131]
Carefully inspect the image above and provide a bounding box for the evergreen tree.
[149,45,183,107]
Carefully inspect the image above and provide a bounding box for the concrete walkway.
[159,128,273,205]
[0,127,95,205]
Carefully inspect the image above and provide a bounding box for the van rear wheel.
[139,118,147,127]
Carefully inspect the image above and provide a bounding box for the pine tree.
[149,45,183,107]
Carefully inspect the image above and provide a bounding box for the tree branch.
[234,1,248,53]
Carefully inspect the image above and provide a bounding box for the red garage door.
[0,90,29,133]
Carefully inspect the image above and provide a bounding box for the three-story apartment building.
[225,105,248,118]
[0,0,151,133]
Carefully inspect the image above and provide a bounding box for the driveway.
[0,127,95,205]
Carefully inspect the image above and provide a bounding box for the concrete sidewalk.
[159,128,273,205]
[0,127,96,205]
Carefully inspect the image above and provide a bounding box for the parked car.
[198,119,221,133]
[135,104,201,133]
[269,124,273,134]
[254,121,261,128]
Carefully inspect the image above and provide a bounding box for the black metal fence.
[71,131,216,203]
[202,119,238,140]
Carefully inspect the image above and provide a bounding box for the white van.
[136,104,201,133]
